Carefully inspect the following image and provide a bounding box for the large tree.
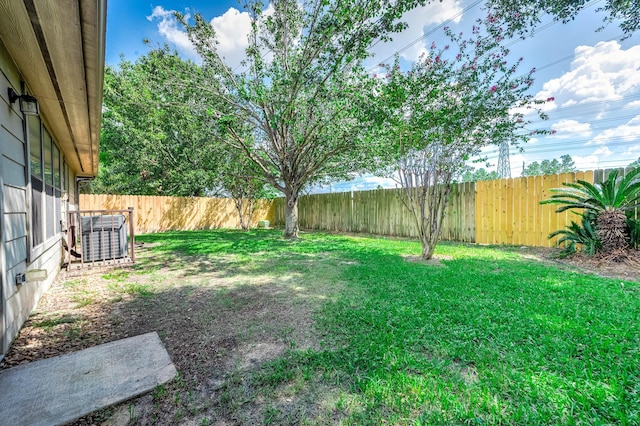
[377,20,549,259]
[91,46,223,196]
[178,0,429,238]
[486,0,640,37]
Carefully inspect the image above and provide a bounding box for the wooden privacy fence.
[475,170,594,247]
[271,184,476,242]
[477,167,637,246]
[82,167,637,247]
[79,194,275,235]
[272,168,636,247]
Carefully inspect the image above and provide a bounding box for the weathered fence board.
[273,184,476,242]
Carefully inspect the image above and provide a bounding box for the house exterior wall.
[0,39,77,356]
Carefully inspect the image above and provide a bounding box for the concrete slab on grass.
[0,332,176,426]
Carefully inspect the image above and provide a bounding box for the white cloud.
[149,4,277,69]
[209,4,277,69]
[369,1,464,64]
[589,115,640,145]
[624,145,640,156]
[573,147,613,170]
[593,146,613,156]
[550,119,592,139]
[534,41,640,111]
[147,6,198,59]
[209,8,252,68]
[628,115,640,126]
[510,153,527,175]
[624,100,640,109]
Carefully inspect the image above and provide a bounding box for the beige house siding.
[0,38,77,355]
[0,0,105,356]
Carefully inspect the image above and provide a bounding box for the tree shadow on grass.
[134,228,395,280]
[4,231,639,424]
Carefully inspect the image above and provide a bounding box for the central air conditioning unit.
[81,215,129,262]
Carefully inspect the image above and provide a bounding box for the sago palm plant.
[548,213,601,256]
[541,167,640,254]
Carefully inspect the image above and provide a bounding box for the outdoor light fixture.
[8,87,39,116]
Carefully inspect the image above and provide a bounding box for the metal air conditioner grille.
[81,215,129,262]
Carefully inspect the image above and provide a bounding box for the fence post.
[128,207,135,263]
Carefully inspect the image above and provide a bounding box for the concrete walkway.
[0,332,176,426]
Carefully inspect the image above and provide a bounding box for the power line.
[532,33,624,74]
[368,0,484,71]
[370,0,603,72]
[485,141,639,166]
[508,157,638,174]
[482,134,639,156]
[539,94,640,118]
[525,111,640,129]
[502,0,603,50]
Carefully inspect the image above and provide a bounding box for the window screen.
[53,144,61,189]
[46,185,54,239]
[43,130,53,186]
[32,176,43,247]
[29,117,42,178]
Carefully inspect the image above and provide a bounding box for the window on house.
[53,144,61,233]
[29,116,43,247]
[61,158,66,192]
[28,116,65,250]
[44,130,55,240]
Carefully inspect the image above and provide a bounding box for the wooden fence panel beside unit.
[80,194,275,235]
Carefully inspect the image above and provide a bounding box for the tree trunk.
[284,192,299,239]
[417,183,451,260]
[419,232,437,260]
[597,209,628,254]
[234,198,257,231]
[418,213,443,260]
[234,198,249,231]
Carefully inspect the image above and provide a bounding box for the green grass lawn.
[137,229,640,424]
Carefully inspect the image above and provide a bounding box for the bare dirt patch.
[403,253,453,266]
[0,243,344,425]
[518,246,640,282]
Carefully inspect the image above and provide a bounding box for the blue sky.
[106,1,640,192]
